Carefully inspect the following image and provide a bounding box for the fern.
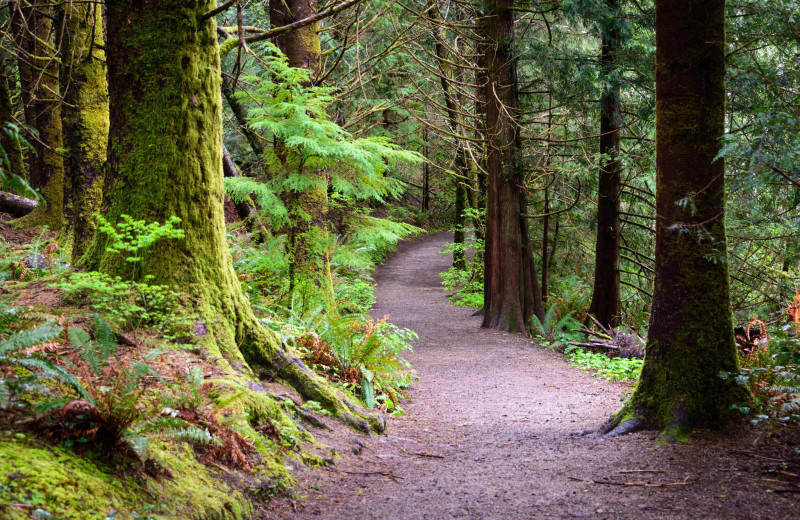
[70,315,118,375]
[0,317,91,407]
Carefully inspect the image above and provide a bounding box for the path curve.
[268,232,800,520]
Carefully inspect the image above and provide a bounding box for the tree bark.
[10,1,64,229]
[480,0,544,332]
[0,67,26,179]
[589,0,623,328]
[57,0,109,260]
[86,0,381,433]
[603,0,749,439]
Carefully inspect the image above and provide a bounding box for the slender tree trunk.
[480,0,544,332]
[589,0,623,328]
[86,0,381,433]
[222,76,266,158]
[0,67,26,179]
[270,0,335,306]
[422,125,430,211]
[602,0,749,439]
[541,186,549,302]
[57,1,109,260]
[10,1,64,229]
[453,166,466,270]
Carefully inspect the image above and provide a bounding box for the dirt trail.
[267,233,800,520]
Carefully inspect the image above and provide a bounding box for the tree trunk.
[453,170,466,270]
[480,0,544,332]
[270,0,335,307]
[87,0,381,433]
[602,0,749,439]
[589,0,623,328]
[222,76,266,158]
[10,1,64,229]
[0,67,26,179]
[57,1,109,260]
[422,125,430,211]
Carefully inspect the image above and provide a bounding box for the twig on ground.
[567,476,696,487]
[411,452,445,459]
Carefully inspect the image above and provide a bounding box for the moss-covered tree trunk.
[602,0,749,439]
[588,0,623,328]
[10,1,64,229]
[270,0,335,307]
[57,1,109,260]
[0,66,26,179]
[480,0,545,332]
[87,0,381,433]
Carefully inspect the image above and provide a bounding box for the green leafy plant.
[530,304,583,346]
[323,315,416,408]
[0,121,37,199]
[721,324,800,425]
[564,346,643,382]
[35,317,219,463]
[55,215,187,343]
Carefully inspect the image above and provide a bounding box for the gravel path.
[266,232,800,520]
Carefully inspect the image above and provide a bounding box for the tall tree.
[602,0,749,438]
[270,0,335,299]
[480,0,545,332]
[57,0,109,260]
[0,64,25,179]
[10,1,64,229]
[588,0,623,328]
[87,0,382,433]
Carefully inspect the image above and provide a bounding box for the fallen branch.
[567,476,696,487]
[329,467,404,480]
[411,452,445,459]
[0,190,37,217]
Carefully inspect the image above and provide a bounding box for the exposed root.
[240,321,386,434]
[602,417,646,438]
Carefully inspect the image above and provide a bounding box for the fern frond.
[0,323,62,353]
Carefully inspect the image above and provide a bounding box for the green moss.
[0,434,252,520]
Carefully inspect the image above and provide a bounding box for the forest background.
[0,0,797,518]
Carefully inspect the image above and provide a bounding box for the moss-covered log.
[9,1,64,230]
[57,0,109,260]
[87,0,382,433]
[602,0,750,440]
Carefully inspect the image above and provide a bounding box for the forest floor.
[264,232,800,520]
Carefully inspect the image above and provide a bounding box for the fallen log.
[0,190,37,217]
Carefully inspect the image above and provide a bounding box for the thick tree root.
[601,417,646,438]
[240,321,386,435]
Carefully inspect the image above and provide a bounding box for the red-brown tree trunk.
[480,0,544,332]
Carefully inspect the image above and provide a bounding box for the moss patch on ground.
[0,433,252,520]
